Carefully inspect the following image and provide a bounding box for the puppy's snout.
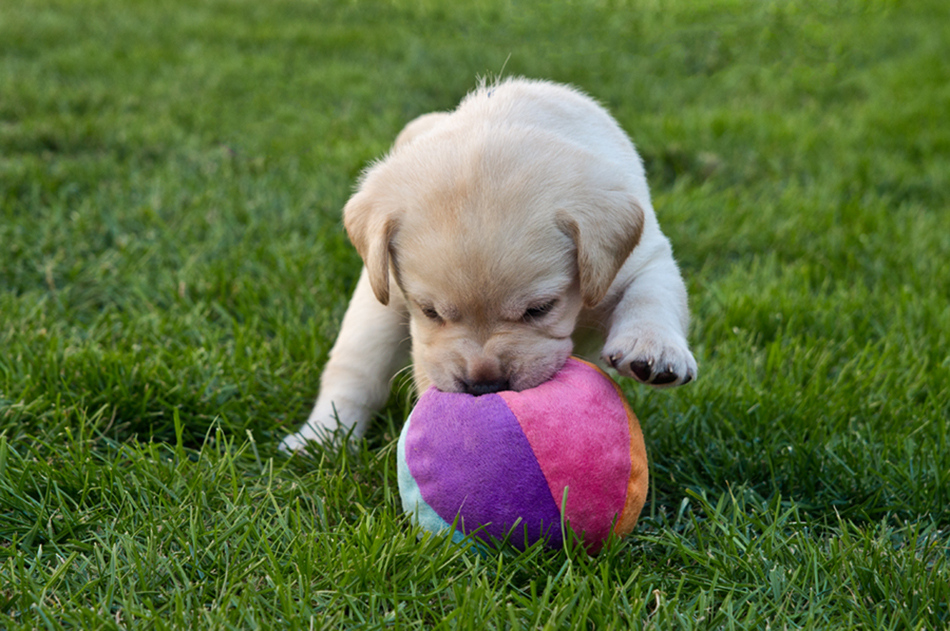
[459,356,510,395]
[462,377,511,396]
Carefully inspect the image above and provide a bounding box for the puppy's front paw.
[278,398,372,453]
[602,327,697,387]
[279,421,347,453]
[278,417,341,453]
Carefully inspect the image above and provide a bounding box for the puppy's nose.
[462,377,510,396]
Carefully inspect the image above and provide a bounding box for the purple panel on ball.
[404,389,563,548]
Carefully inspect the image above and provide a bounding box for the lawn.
[1,0,948,628]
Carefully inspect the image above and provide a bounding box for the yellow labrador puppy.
[281,78,696,450]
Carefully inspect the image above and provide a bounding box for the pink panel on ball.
[498,358,632,549]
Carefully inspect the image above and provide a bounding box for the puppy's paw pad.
[651,369,679,385]
[628,359,652,382]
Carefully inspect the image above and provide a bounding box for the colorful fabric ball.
[397,357,648,553]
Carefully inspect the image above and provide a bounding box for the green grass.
[1,0,948,627]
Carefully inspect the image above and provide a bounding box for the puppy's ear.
[341,112,449,305]
[557,193,645,308]
[343,190,399,305]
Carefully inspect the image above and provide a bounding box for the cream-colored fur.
[280,78,697,451]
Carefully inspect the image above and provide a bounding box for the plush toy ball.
[397,357,648,554]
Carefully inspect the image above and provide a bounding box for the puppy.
[280,78,696,451]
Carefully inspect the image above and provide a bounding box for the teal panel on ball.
[397,412,466,544]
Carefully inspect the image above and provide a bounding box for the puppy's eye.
[522,299,558,321]
[420,305,443,323]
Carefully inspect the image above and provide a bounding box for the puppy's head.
[344,122,643,395]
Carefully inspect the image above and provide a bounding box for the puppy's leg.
[279,268,409,451]
[602,237,697,387]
